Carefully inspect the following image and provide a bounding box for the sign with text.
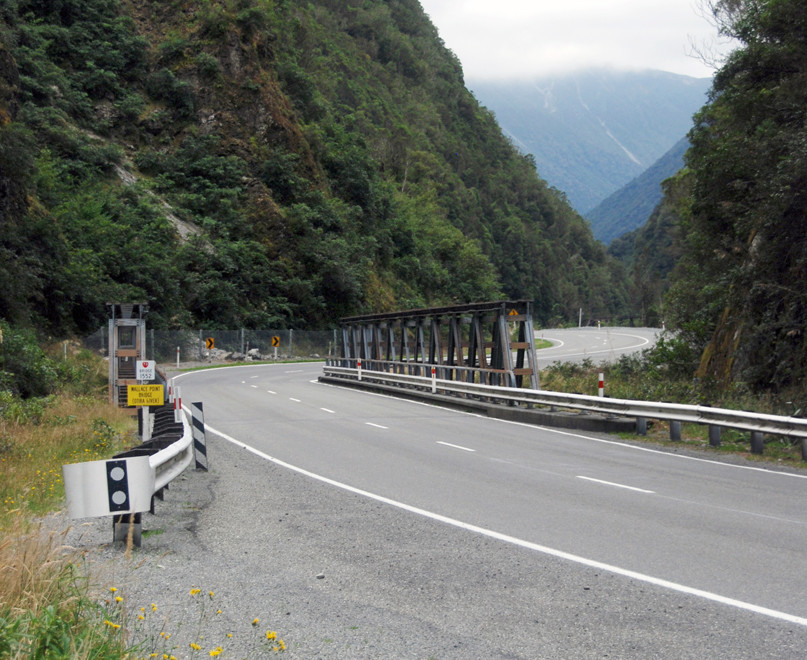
[136,360,155,381]
[127,384,163,407]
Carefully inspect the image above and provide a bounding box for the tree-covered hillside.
[661,0,807,393]
[0,0,629,335]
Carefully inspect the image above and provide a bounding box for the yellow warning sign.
[271,336,280,347]
[509,309,519,316]
[127,384,164,407]
[205,337,214,350]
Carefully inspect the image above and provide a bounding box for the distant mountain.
[469,70,710,214]
[585,136,689,244]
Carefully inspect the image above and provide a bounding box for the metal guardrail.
[322,362,807,448]
[63,399,198,547]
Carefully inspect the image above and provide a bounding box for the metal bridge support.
[337,301,540,389]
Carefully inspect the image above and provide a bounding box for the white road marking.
[250,385,258,389]
[267,390,276,395]
[207,423,807,629]
[437,441,476,453]
[321,408,335,414]
[250,375,259,379]
[577,476,654,494]
[285,369,303,374]
[289,397,301,403]
[366,422,388,430]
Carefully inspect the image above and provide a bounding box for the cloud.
[419,0,731,79]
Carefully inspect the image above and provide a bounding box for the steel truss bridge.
[335,300,540,389]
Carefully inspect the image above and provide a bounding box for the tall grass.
[0,520,130,659]
[0,337,138,657]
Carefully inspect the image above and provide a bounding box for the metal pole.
[289,329,293,358]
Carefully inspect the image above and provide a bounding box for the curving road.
[171,329,807,657]
[534,326,660,367]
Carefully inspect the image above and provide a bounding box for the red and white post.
[598,372,604,398]
[431,365,436,393]
[357,358,362,381]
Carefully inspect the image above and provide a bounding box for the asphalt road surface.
[163,334,807,658]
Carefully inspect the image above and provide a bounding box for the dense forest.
[620,0,807,394]
[0,0,630,335]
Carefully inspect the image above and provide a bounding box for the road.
[170,329,807,657]
[533,326,660,367]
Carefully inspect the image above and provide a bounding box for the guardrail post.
[750,431,764,454]
[670,420,682,442]
[636,417,647,435]
[189,401,208,471]
[709,425,721,447]
[801,438,807,462]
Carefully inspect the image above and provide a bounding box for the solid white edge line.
[206,423,807,628]
[437,441,476,453]
[577,475,654,494]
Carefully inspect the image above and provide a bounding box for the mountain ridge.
[469,69,709,213]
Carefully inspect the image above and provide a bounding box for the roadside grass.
[0,342,139,658]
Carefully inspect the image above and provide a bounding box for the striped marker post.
[189,401,208,471]
[598,373,604,398]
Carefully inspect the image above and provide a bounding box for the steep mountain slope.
[470,70,710,213]
[585,137,689,244]
[0,0,630,333]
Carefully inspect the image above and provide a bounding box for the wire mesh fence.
[82,327,338,365]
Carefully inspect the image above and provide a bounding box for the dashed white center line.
[577,476,655,494]
[366,422,388,430]
[437,441,476,453]
[250,375,259,379]
[267,390,276,395]
[285,370,303,374]
[289,397,301,403]
[250,385,258,389]
[321,408,335,414]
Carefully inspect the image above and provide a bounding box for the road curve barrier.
[321,360,807,458]
[63,387,208,547]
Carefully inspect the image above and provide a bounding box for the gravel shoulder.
[53,414,807,659]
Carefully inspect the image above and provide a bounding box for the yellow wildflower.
[266,630,277,640]
[189,642,202,650]
[209,648,223,657]
[115,596,123,603]
[252,618,259,626]
[190,588,201,596]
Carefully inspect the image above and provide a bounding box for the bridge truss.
[337,300,540,389]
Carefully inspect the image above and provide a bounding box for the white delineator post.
[598,372,604,398]
[357,358,362,381]
[431,366,436,393]
[176,346,180,368]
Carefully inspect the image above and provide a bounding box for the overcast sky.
[418,0,731,80]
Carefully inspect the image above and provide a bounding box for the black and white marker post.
[189,401,208,471]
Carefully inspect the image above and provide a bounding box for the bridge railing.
[322,362,807,453]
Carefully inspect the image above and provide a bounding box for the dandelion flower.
[115,596,123,603]
[266,631,277,640]
[110,587,118,593]
[189,642,202,650]
[209,648,223,657]
[209,590,215,599]
[252,618,259,626]
[190,588,201,596]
